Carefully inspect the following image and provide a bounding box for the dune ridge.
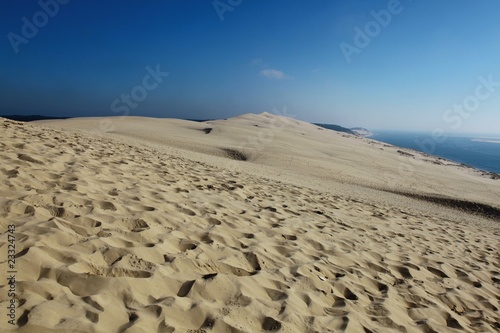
[1,116,499,332]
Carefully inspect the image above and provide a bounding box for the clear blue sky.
[1,0,499,134]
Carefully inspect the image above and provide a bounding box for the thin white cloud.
[251,58,264,66]
[260,69,288,79]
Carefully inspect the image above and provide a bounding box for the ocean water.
[370,131,500,174]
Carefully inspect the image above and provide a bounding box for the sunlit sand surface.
[1,115,499,333]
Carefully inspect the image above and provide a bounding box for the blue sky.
[1,0,500,133]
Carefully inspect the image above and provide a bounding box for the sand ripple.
[0,118,499,333]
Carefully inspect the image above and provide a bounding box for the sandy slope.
[38,113,500,209]
[1,115,499,333]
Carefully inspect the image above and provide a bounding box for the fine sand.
[1,114,499,333]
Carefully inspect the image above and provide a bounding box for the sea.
[369,131,500,174]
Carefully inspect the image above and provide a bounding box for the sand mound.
[1,116,499,332]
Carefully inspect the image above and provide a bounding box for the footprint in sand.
[262,317,281,331]
[177,280,196,297]
[98,201,117,211]
[17,153,43,164]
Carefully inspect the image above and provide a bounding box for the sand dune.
[38,113,500,210]
[1,115,499,332]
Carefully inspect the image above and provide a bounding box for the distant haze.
[1,0,500,134]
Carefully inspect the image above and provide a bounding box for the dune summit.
[1,114,499,333]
